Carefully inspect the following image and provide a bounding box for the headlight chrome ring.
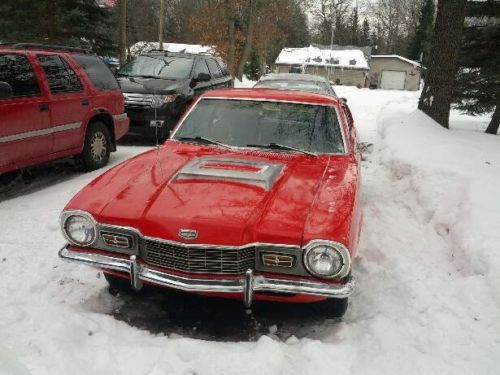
[303,240,351,279]
[60,210,97,247]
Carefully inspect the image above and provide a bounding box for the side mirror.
[340,97,348,103]
[194,72,211,83]
[0,81,13,99]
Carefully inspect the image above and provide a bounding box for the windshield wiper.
[175,136,231,149]
[246,143,317,157]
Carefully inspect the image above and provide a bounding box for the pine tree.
[350,6,360,45]
[453,0,500,135]
[408,0,435,65]
[418,0,468,129]
[0,0,115,55]
[361,18,371,46]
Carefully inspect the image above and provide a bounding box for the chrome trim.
[170,97,348,156]
[59,210,98,247]
[59,245,355,304]
[112,113,128,122]
[303,240,351,279]
[0,121,82,144]
[130,255,143,291]
[172,157,284,191]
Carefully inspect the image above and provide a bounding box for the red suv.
[0,44,129,175]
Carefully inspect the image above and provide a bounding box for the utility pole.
[119,0,127,65]
[158,0,165,50]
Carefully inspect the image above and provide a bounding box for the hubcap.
[90,132,107,162]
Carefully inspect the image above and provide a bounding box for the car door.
[37,54,89,153]
[206,58,232,89]
[191,58,213,97]
[0,52,51,170]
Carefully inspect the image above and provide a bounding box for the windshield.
[173,99,345,154]
[117,55,193,79]
[255,80,333,96]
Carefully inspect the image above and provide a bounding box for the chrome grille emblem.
[101,232,132,249]
[178,229,198,240]
[261,253,295,268]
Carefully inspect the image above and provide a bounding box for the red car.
[0,44,129,175]
[59,88,362,317]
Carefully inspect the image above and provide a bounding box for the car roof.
[200,88,340,106]
[258,73,330,84]
[141,50,214,59]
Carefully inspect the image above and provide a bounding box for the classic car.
[59,88,362,317]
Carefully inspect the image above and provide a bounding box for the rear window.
[72,54,120,91]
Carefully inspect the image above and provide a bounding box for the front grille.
[123,93,153,108]
[143,239,255,274]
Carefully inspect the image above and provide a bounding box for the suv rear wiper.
[175,136,231,149]
[246,143,317,157]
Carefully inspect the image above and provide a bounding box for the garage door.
[380,70,406,90]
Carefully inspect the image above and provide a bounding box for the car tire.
[80,121,111,171]
[321,297,348,318]
[104,272,132,295]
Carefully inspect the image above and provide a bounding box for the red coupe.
[59,88,362,317]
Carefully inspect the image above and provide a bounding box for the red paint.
[0,47,129,174]
[65,88,362,303]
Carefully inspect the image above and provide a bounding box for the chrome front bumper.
[59,245,355,307]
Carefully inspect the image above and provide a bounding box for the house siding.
[369,57,421,91]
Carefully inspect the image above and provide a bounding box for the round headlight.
[304,241,350,278]
[63,214,96,246]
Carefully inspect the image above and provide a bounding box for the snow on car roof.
[276,45,369,70]
[259,73,330,83]
[130,41,215,56]
[201,88,340,106]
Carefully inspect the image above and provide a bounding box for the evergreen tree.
[453,0,500,135]
[408,0,435,65]
[418,0,468,129]
[361,18,371,46]
[0,0,115,55]
[244,50,262,81]
[350,6,360,45]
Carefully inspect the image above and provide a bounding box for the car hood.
[66,142,352,246]
[117,76,187,94]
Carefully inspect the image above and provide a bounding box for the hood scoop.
[172,157,283,191]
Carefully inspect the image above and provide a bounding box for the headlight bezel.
[60,210,97,247]
[151,94,177,108]
[303,240,351,279]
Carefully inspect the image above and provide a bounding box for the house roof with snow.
[129,42,215,57]
[371,55,422,68]
[275,45,369,70]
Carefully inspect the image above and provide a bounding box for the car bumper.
[113,113,129,141]
[59,245,356,307]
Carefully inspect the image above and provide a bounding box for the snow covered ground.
[1,85,499,374]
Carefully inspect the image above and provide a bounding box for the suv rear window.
[0,54,40,98]
[38,55,83,93]
[72,54,119,91]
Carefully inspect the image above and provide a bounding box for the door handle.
[39,103,49,112]
[81,98,89,106]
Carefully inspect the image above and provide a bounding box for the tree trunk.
[418,0,467,128]
[227,18,236,77]
[158,0,165,50]
[236,0,257,81]
[485,99,500,135]
[119,0,127,65]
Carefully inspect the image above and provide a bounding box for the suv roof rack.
[11,43,92,54]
